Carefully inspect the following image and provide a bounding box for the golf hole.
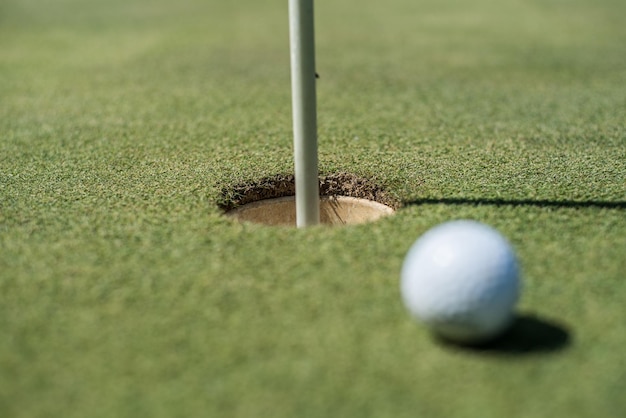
[227,195,394,226]
[220,173,398,227]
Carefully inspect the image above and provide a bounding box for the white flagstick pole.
[289,0,320,227]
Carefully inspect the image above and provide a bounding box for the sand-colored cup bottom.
[225,195,395,226]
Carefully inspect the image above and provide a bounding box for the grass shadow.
[405,197,626,210]
[438,313,572,355]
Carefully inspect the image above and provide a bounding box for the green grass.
[1,0,625,417]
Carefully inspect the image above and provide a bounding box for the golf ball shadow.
[436,313,572,355]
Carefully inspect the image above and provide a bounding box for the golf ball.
[400,220,520,343]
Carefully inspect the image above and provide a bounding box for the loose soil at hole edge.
[218,172,401,211]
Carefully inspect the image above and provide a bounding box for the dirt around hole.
[218,172,400,211]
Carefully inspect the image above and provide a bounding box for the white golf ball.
[400,220,521,344]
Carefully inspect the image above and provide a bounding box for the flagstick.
[289,0,320,227]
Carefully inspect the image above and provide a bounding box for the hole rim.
[218,172,401,212]
[218,172,400,227]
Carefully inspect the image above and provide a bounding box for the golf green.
[1,0,625,417]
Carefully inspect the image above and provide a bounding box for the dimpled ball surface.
[401,220,521,344]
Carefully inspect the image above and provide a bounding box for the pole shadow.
[437,313,572,355]
[404,197,626,210]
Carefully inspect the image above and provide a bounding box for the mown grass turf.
[1,0,625,417]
